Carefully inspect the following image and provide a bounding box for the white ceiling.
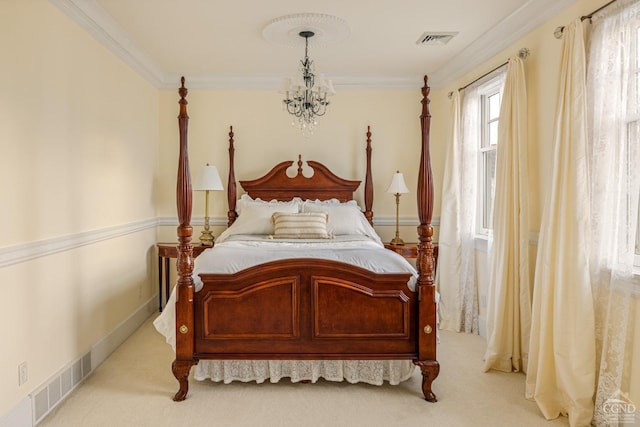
[51,0,576,89]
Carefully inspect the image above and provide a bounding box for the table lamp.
[386,171,409,245]
[193,164,224,246]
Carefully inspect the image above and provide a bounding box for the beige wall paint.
[0,0,159,415]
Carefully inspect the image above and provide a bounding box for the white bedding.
[153,234,419,385]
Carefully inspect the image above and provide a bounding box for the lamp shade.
[386,171,409,194]
[193,164,224,191]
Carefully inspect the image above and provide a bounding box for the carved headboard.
[240,156,360,202]
[226,127,375,227]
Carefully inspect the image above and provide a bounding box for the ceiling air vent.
[416,32,458,45]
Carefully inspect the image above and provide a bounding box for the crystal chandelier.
[281,31,335,135]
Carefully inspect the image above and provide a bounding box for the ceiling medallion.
[262,13,350,48]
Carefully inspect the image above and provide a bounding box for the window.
[588,8,640,273]
[477,78,504,234]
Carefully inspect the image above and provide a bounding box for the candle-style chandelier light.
[280,31,336,135]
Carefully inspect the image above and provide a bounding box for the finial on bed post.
[413,74,439,403]
[173,77,197,402]
[364,126,374,225]
[227,126,237,226]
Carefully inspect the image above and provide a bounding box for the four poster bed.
[156,76,439,402]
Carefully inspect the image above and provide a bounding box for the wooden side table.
[384,243,418,258]
[157,243,209,311]
[384,242,439,273]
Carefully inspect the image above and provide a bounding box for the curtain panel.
[525,20,596,427]
[586,1,640,425]
[436,89,479,334]
[483,56,531,374]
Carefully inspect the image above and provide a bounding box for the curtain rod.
[553,0,618,38]
[448,48,529,98]
[581,0,618,20]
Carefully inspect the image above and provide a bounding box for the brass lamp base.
[199,230,214,246]
[390,236,405,246]
[199,216,214,246]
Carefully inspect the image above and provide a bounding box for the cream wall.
[157,87,445,244]
[434,0,639,406]
[0,0,159,417]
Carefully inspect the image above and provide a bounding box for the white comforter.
[153,235,418,385]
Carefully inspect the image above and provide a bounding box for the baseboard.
[90,296,157,370]
[8,296,158,426]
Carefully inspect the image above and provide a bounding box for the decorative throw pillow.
[271,212,331,239]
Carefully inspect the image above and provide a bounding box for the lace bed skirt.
[193,359,416,385]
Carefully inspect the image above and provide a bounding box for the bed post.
[413,75,440,402]
[364,126,374,225]
[172,77,198,402]
[227,126,237,226]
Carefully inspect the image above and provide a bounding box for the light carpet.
[39,315,567,427]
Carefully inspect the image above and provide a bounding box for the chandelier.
[281,31,335,135]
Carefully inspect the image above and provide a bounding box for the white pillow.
[236,194,301,215]
[217,196,301,242]
[303,198,361,208]
[271,212,331,239]
[301,201,381,243]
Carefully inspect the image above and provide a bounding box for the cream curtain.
[586,1,640,425]
[436,89,479,334]
[525,20,596,427]
[483,56,531,374]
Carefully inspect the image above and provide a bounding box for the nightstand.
[384,243,418,258]
[384,243,439,273]
[157,243,209,311]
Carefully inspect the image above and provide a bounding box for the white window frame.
[476,77,504,235]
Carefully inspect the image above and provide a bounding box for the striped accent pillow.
[271,212,331,239]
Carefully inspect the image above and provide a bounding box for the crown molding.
[429,0,576,89]
[51,0,575,91]
[49,0,167,87]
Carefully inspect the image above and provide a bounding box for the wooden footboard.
[195,259,416,358]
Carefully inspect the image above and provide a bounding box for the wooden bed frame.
[171,76,439,402]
